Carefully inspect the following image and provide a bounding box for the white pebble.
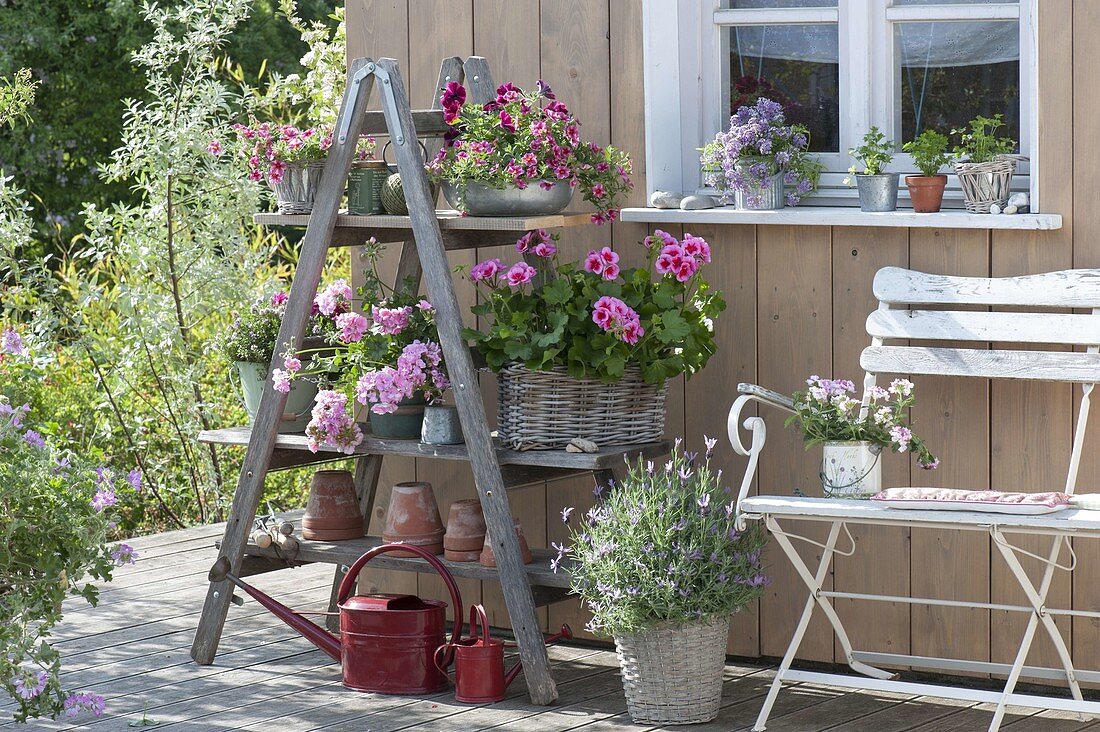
[1004,204,1018,214]
[989,203,1001,214]
[1008,192,1029,207]
[680,194,718,210]
[650,191,684,209]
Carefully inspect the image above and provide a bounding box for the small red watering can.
[435,603,572,703]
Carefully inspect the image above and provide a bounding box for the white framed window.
[642,0,1039,209]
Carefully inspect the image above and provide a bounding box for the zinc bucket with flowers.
[464,229,724,450]
[787,376,939,498]
[553,441,768,724]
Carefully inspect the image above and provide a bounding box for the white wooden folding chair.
[728,266,1100,732]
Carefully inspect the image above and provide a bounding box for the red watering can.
[208,542,463,695]
[435,603,572,703]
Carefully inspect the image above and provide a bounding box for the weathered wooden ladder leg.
[374,56,558,705]
[191,58,377,665]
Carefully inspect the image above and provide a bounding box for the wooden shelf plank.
[254,210,593,232]
[242,534,572,588]
[199,425,669,470]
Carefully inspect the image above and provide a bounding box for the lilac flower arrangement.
[555,440,768,636]
[787,375,939,470]
[1,331,135,722]
[276,244,450,453]
[427,80,633,224]
[217,121,376,185]
[464,229,724,383]
[700,97,821,207]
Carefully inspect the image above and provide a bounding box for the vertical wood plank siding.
[347,0,1095,668]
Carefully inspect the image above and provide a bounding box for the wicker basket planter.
[496,363,668,451]
[614,616,731,725]
[271,160,326,214]
[954,156,1018,213]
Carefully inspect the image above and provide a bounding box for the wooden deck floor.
[3,521,1098,731]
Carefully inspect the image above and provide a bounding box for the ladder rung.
[362,109,449,136]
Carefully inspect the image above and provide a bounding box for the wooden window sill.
[619,206,1063,231]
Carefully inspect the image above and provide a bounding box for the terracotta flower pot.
[382,481,444,556]
[302,470,366,541]
[905,174,948,213]
[479,518,533,567]
[443,499,487,562]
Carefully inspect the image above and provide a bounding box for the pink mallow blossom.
[63,693,106,718]
[305,390,363,454]
[111,543,139,566]
[12,669,48,700]
[335,312,370,343]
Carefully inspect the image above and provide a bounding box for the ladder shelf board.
[254,210,594,232]
[199,425,670,471]
[242,534,572,589]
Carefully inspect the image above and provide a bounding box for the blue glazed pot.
[368,394,428,439]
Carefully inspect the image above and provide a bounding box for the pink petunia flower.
[206,139,224,156]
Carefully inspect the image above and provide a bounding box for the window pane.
[895,20,1019,146]
[725,1,836,7]
[894,0,1015,5]
[727,25,840,151]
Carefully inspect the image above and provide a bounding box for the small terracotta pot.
[443,499,487,562]
[382,481,444,556]
[302,470,365,541]
[480,519,533,567]
[905,174,948,213]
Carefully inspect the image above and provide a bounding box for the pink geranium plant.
[276,242,450,453]
[219,120,376,185]
[427,80,633,224]
[465,229,725,383]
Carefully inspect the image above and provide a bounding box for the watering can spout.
[505,623,573,687]
[207,557,342,662]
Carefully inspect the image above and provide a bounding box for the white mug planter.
[821,441,882,498]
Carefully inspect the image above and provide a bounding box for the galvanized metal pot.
[441,180,574,217]
[422,404,464,445]
[270,160,326,215]
[733,160,786,210]
[854,173,900,212]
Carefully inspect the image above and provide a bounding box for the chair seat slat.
[866,309,1100,346]
[860,346,1100,383]
[874,266,1100,308]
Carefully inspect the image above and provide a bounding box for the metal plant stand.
[189,56,668,705]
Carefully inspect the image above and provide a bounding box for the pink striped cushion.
[871,487,1072,513]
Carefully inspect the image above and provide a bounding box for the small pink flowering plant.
[787,375,939,469]
[1,333,135,722]
[276,245,450,453]
[556,440,768,636]
[465,229,724,383]
[220,120,376,186]
[427,80,633,224]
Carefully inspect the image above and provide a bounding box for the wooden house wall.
[346,0,1097,670]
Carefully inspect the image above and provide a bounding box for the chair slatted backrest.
[863,267,1100,493]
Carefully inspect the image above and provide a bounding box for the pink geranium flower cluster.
[515,229,557,258]
[314,279,353,317]
[583,247,620,281]
[355,340,450,415]
[592,296,645,345]
[224,121,376,186]
[653,230,711,282]
[371,305,412,335]
[305,390,363,454]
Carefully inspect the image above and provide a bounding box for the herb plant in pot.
[554,443,768,724]
[847,127,898,212]
[952,114,1019,213]
[902,130,951,213]
[428,80,632,222]
[220,290,332,433]
[278,242,451,448]
[700,97,820,210]
[465,229,724,450]
[788,376,939,498]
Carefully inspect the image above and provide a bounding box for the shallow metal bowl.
[441,180,575,217]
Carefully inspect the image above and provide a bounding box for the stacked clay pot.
[301,470,365,541]
[382,481,444,556]
[443,499,486,562]
[480,518,534,567]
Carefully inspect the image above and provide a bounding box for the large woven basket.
[614,616,731,725]
[496,363,668,451]
[954,155,1021,213]
[271,160,326,215]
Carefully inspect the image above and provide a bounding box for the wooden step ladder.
[190,56,669,705]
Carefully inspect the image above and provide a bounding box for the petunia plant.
[0,330,138,722]
[464,229,725,384]
[554,439,769,636]
[427,80,633,224]
[276,242,450,454]
[787,375,939,469]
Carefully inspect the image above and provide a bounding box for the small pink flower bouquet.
[214,120,376,185]
[464,229,725,383]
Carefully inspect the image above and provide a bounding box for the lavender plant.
[700,97,821,207]
[556,441,768,636]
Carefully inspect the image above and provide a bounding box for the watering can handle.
[470,603,491,643]
[338,543,464,655]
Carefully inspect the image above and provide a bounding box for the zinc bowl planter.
[440,180,574,217]
[614,616,731,725]
[733,161,786,211]
[496,363,668,451]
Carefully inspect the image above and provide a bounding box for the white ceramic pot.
[821,441,882,498]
